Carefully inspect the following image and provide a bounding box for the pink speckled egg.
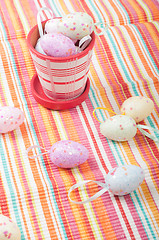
[0,214,21,240]
[40,33,77,57]
[0,106,24,133]
[50,140,89,168]
[120,96,154,123]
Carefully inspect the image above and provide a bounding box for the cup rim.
[27,19,95,62]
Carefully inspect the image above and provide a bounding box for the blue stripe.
[0,19,68,239]
[116,0,131,24]
[48,0,62,17]
[106,29,139,95]
[89,85,125,165]
[132,191,156,239]
[0,138,25,239]
[133,24,159,73]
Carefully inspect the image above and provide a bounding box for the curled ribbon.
[37,7,53,37]
[93,107,118,123]
[26,145,50,159]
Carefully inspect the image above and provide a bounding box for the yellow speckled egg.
[120,96,154,123]
[100,115,137,141]
[0,215,21,240]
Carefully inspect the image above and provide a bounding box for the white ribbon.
[137,124,159,142]
[37,7,54,37]
[68,180,108,204]
[78,35,92,51]
[26,145,50,159]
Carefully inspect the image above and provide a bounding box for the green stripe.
[0,139,25,239]
[0,15,68,239]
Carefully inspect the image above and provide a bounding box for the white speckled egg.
[0,214,21,240]
[100,115,137,141]
[0,106,24,133]
[40,33,77,57]
[58,12,94,40]
[106,165,144,195]
[50,140,89,168]
[35,38,46,55]
[120,96,154,123]
[44,18,60,34]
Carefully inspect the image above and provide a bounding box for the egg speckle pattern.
[0,106,24,133]
[0,214,21,240]
[120,96,154,123]
[50,140,89,168]
[40,33,77,57]
[106,165,145,195]
[58,12,94,40]
[100,115,137,141]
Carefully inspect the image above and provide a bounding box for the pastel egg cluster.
[99,96,154,142]
[106,165,144,196]
[50,140,89,168]
[0,214,21,240]
[45,12,94,40]
[35,12,93,57]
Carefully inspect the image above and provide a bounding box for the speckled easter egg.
[0,106,24,133]
[40,33,77,57]
[100,115,137,141]
[35,38,46,55]
[0,214,21,240]
[58,12,94,40]
[106,165,144,195]
[44,18,60,34]
[120,96,154,123]
[50,140,89,168]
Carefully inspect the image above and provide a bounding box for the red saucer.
[31,74,90,110]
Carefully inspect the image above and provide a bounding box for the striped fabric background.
[0,0,159,239]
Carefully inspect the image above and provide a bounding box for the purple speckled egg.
[40,33,77,57]
[50,140,89,168]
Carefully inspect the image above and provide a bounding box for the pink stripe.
[10,132,43,239]
[39,70,89,84]
[34,60,91,76]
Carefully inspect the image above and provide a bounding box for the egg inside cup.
[27,19,95,110]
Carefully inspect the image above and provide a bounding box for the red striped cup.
[27,20,95,101]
